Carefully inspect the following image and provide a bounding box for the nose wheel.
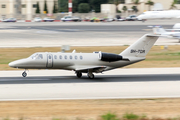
[22,70,27,77]
[76,72,82,78]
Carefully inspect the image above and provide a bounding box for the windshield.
[30,53,43,60]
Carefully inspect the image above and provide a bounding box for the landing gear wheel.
[88,73,94,79]
[76,72,82,78]
[22,71,27,77]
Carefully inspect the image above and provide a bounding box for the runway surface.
[0,23,173,32]
[0,68,180,101]
[0,22,179,47]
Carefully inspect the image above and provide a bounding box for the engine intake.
[99,52,123,62]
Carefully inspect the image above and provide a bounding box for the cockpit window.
[39,54,43,59]
[31,53,43,60]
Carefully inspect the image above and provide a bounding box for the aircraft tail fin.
[120,34,159,58]
[152,25,166,34]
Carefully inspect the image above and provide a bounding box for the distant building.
[101,4,116,18]
[101,0,180,17]
[119,0,180,14]
[0,0,58,21]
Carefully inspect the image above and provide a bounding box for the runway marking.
[0,78,50,82]
[1,96,180,101]
[36,30,59,34]
[142,29,152,31]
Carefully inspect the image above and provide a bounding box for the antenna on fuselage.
[72,50,76,53]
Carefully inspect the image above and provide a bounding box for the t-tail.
[120,34,159,59]
[152,25,166,34]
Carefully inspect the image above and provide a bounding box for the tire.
[88,73,94,79]
[76,72,82,78]
[22,72,27,77]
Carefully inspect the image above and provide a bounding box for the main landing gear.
[76,70,95,79]
[87,73,94,79]
[22,69,27,77]
[87,69,94,79]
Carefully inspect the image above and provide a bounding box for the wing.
[75,66,107,73]
[166,29,180,31]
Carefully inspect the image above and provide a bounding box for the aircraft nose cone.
[8,61,17,68]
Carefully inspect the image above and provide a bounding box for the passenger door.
[47,54,53,68]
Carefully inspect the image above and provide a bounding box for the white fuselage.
[9,52,143,73]
[137,10,180,20]
[162,32,180,39]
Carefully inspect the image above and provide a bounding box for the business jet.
[9,34,159,79]
[137,10,180,21]
[151,25,180,42]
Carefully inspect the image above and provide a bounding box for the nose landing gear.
[76,71,82,78]
[22,69,27,77]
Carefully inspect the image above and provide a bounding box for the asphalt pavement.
[0,68,180,100]
[0,74,180,101]
[0,20,179,47]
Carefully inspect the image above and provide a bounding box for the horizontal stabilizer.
[147,34,163,37]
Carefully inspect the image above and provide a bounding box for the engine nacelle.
[99,52,123,62]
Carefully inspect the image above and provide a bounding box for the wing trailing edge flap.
[75,66,107,73]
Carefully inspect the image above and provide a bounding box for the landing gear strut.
[76,71,82,78]
[87,69,94,79]
[22,70,27,77]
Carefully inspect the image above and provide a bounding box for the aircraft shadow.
[0,74,180,84]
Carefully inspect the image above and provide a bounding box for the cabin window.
[49,55,51,59]
[80,56,83,60]
[70,56,72,59]
[54,55,57,59]
[75,56,77,60]
[64,55,67,59]
[59,55,62,59]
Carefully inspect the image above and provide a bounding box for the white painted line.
[1,96,180,101]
